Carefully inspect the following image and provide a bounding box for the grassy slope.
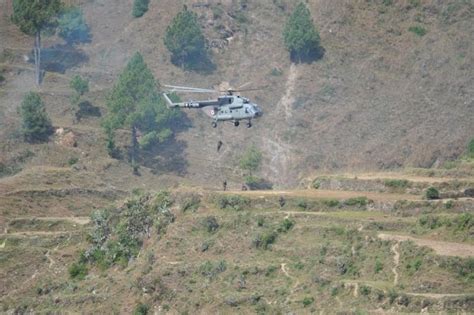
[1,192,473,313]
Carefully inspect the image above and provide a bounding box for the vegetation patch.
[70,192,174,273]
[215,195,250,211]
[344,196,370,207]
[408,26,427,36]
[384,179,410,189]
[425,187,439,200]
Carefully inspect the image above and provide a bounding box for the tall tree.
[164,6,208,69]
[11,0,62,85]
[104,53,179,173]
[283,2,321,62]
[19,92,53,143]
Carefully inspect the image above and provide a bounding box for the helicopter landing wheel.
[212,122,217,128]
[247,121,252,128]
[234,121,240,127]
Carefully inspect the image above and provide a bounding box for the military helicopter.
[162,84,263,128]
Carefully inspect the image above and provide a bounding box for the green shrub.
[360,285,371,296]
[132,0,149,18]
[202,216,219,233]
[19,92,53,143]
[216,195,250,211]
[256,216,265,227]
[408,26,427,36]
[68,262,88,280]
[468,138,474,158]
[68,157,79,166]
[384,179,410,189]
[133,303,149,315]
[277,218,295,233]
[199,260,227,279]
[296,198,309,210]
[453,213,473,232]
[374,259,383,273]
[302,296,314,307]
[425,187,439,200]
[344,197,369,207]
[270,68,283,76]
[181,195,200,212]
[312,179,321,189]
[253,230,278,250]
[323,199,339,207]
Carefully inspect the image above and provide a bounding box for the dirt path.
[378,233,474,258]
[226,189,421,202]
[336,172,472,184]
[390,242,400,286]
[10,216,91,225]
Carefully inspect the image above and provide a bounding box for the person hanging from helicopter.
[217,140,223,152]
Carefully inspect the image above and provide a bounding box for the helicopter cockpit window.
[228,98,232,104]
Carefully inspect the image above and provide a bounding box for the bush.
[277,218,295,233]
[384,179,410,189]
[374,259,383,273]
[132,0,149,18]
[425,187,439,200]
[202,216,219,233]
[19,92,53,142]
[323,199,339,207]
[199,260,227,279]
[181,195,200,212]
[70,75,89,97]
[408,26,427,36]
[240,146,262,174]
[302,296,314,307]
[253,230,278,250]
[283,2,322,62]
[344,197,369,207]
[468,138,474,158]
[133,303,149,315]
[216,195,250,211]
[360,285,371,296]
[69,262,88,280]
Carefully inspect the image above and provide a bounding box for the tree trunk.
[131,125,139,174]
[34,30,41,86]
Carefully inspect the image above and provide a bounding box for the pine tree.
[19,92,53,142]
[58,6,91,45]
[132,0,149,18]
[103,53,179,172]
[11,0,62,85]
[164,6,208,69]
[283,3,321,62]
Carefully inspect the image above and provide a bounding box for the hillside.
[1,0,474,188]
[0,0,474,313]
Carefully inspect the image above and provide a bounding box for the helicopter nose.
[253,105,263,117]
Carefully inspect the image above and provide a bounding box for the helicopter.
[162,84,263,128]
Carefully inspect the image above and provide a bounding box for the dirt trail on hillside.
[262,64,298,186]
[348,172,473,183]
[225,189,421,202]
[9,216,91,225]
[390,242,400,286]
[378,233,474,257]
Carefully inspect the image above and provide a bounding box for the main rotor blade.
[219,86,268,93]
[164,85,216,93]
